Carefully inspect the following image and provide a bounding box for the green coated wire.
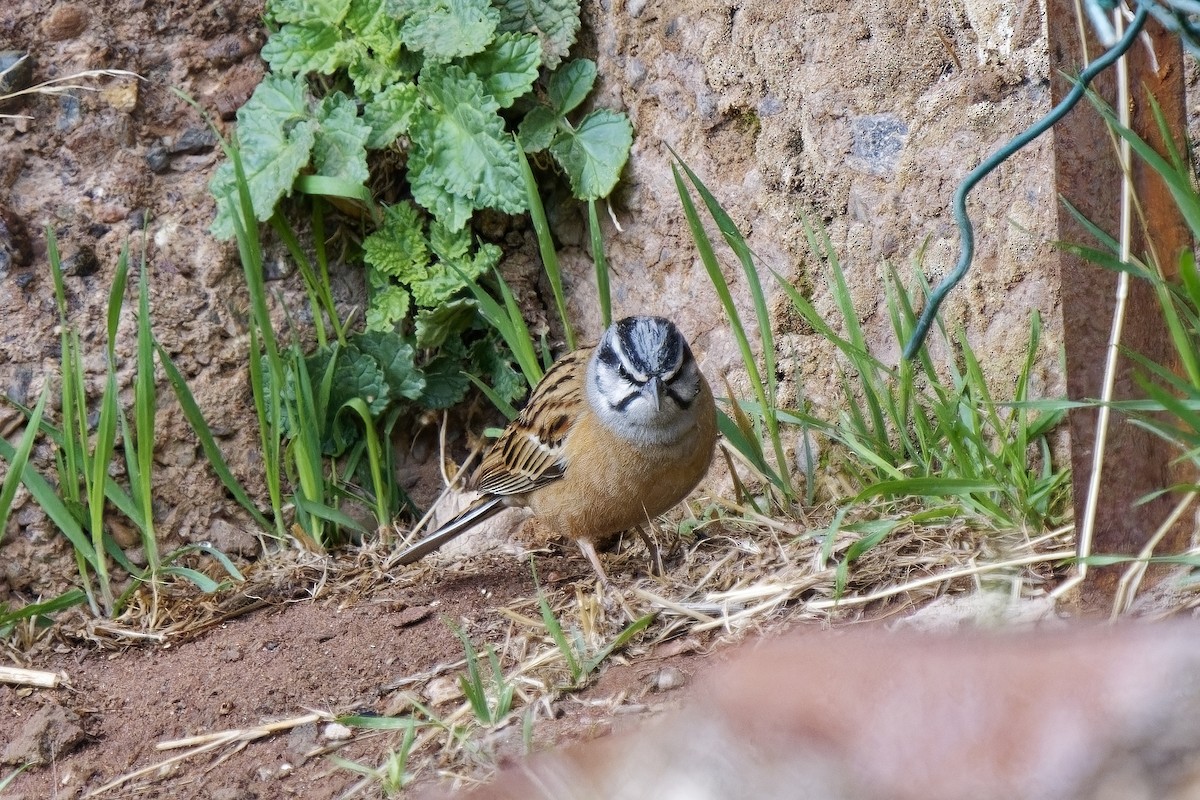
[902,3,1150,359]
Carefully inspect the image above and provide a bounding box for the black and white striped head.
[586,316,704,444]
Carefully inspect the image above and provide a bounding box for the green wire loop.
[902,3,1150,360]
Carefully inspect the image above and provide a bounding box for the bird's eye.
[616,365,632,382]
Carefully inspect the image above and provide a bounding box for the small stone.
[15,504,40,527]
[322,722,353,741]
[285,723,318,763]
[93,203,130,224]
[204,34,257,67]
[654,637,702,659]
[205,518,258,558]
[61,245,99,277]
[2,704,87,765]
[0,51,33,97]
[167,127,218,155]
[100,80,138,113]
[848,114,908,176]
[0,202,31,272]
[262,255,292,282]
[757,95,783,117]
[42,4,89,41]
[55,93,82,133]
[145,144,169,173]
[210,788,253,800]
[392,605,432,628]
[652,666,687,692]
[425,676,463,706]
[626,58,647,89]
[211,62,263,120]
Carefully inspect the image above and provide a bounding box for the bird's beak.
[645,377,664,411]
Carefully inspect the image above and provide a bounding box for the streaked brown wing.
[474,347,590,497]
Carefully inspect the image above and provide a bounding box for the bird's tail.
[395,495,506,565]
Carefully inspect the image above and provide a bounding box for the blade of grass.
[587,199,612,328]
[155,341,272,531]
[0,437,98,568]
[0,387,49,545]
[519,146,574,349]
[672,163,787,506]
[341,397,390,527]
[670,150,792,502]
[134,244,159,570]
[0,588,87,629]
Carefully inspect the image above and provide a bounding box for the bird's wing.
[474,347,590,497]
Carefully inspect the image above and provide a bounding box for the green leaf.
[0,589,87,629]
[428,215,472,262]
[365,285,412,331]
[495,0,581,69]
[0,388,49,545]
[549,108,632,200]
[397,0,499,63]
[409,65,527,219]
[261,23,359,75]
[306,343,389,453]
[354,330,427,400]
[268,0,351,25]
[549,58,595,114]
[407,144,476,230]
[420,348,472,408]
[159,566,225,593]
[414,299,479,348]
[314,92,371,185]
[471,336,526,406]
[347,52,407,95]
[363,82,419,149]
[362,202,429,277]
[344,0,403,60]
[518,105,558,152]
[409,260,484,306]
[210,73,317,239]
[412,225,500,306]
[462,32,542,108]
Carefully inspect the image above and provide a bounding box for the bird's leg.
[633,525,664,576]
[577,537,643,622]
[576,537,612,588]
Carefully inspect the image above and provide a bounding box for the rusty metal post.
[1047,4,1192,607]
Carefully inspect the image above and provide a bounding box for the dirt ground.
[0,0,1107,796]
[2,549,746,799]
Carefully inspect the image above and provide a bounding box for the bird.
[397,315,718,584]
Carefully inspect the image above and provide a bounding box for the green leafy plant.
[204,0,631,536]
[0,230,247,621]
[208,0,630,384]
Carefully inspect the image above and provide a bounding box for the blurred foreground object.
[455,625,1200,800]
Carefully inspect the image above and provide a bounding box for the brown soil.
[1,548,746,799]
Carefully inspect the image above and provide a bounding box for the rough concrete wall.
[563,0,1059,418]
